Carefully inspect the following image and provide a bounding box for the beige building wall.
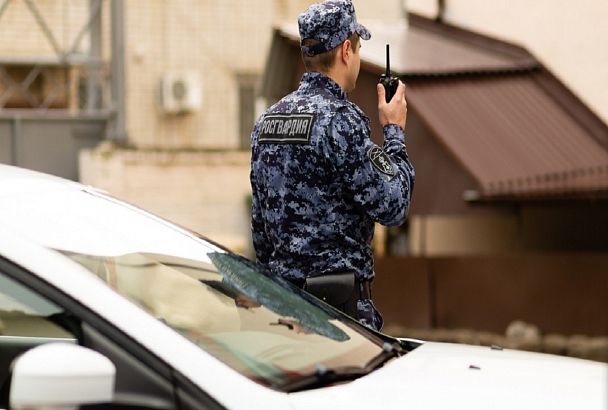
[407,0,608,125]
[0,1,88,59]
[408,215,520,256]
[124,0,405,150]
[124,0,275,149]
[279,0,405,22]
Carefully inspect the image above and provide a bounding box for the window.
[0,272,76,407]
[65,250,384,389]
[0,266,178,410]
[237,73,259,149]
[0,65,70,109]
[0,274,73,339]
[386,221,411,256]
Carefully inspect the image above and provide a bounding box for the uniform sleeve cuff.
[383,124,405,142]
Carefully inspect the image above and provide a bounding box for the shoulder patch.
[259,113,315,144]
[368,146,396,177]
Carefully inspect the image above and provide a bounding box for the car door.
[0,256,224,410]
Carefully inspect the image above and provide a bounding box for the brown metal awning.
[408,75,608,199]
[264,14,608,201]
[401,15,608,200]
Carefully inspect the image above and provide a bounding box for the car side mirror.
[10,343,115,410]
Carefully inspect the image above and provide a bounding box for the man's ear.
[341,40,351,63]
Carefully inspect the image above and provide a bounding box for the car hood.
[288,341,608,410]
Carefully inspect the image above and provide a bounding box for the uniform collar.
[299,71,347,100]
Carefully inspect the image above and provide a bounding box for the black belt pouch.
[304,272,356,316]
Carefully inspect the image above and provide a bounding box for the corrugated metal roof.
[408,75,608,199]
[276,15,536,76]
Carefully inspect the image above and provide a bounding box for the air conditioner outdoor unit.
[159,71,202,114]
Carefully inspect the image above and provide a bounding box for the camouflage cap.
[298,0,371,57]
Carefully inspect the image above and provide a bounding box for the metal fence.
[0,0,125,180]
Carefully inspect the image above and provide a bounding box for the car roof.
[0,164,224,260]
[0,164,90,197]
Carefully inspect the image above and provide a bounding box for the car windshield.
[0,187,384,388]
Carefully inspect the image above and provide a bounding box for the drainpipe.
[110,0,127,142]
[11,116,21,166]
[436,0,445,23]
[87,0,102,112]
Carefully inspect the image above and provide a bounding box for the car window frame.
[0,255,225,410]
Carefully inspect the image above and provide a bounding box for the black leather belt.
[289,274,372,297]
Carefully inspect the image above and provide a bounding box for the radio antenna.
[385,44,391,76]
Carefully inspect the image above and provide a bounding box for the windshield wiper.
[364,341,404,371]
[280,365,368,392]
[280,342,405,393]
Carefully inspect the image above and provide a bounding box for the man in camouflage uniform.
[250,0,414,331]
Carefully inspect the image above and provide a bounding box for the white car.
[0,164,605,410]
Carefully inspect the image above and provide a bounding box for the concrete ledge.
[84,143,251,166]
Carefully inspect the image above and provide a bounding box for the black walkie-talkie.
[379,44,399,103]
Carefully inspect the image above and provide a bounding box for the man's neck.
[318,68,348,92]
